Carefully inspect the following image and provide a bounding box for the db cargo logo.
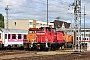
[36,33,45,35]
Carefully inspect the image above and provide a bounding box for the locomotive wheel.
[44,47,49,51]
[67,43,72,48]
[30,47,35,51]
[7,45,11,50]
[51,45,56,51]
[64,43,68,48]
[64,42,72,48]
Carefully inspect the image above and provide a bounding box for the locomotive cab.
[24,28,39,50]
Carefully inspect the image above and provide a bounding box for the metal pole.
[73,0,81,52]
[5,5,9,29]
[79,0,82,52]
[73,0,77,52]
[77,0,82,52]
[84,6,86,47]
[47,0,48,26]
[5,5,12,29]
[5,5,9,50]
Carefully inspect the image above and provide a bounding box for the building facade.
[51,20,71,29]
[4,19,54,30]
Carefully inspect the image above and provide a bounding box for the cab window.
[28,31,35,34]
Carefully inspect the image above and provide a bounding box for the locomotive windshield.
[39,27,55,32]
[39,27,51,32]
[39,27,44,31]
[28,30,37,34]
[46,27,51,32]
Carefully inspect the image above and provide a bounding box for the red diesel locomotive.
[31,26,65,50]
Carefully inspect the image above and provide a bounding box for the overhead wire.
[7,0,70,12]
[2,0,90,23]
[2,0,90,15]
[8,0,71,20]
[4,0,87,21]
[3,0,70,11]
[4,1,71,13]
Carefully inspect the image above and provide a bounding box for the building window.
[8,34,10,39]
[36,23,39,26]
[29,22,32,25]
[0,33,1,39]
[14,22,16,26]
[86,30,89,32]
[43,24,45,26]
[40,23,42,25]
[18,34,21,39]
[12,34,16,39]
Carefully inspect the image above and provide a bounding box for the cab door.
[4,33,8,47]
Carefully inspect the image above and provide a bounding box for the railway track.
[0,46,87,56]
[0,47,88,60]
[0,48,72,56]
[0,46,87,57]
[0,50,89,60]
[0,50,25,56]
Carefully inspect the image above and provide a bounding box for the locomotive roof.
[0,28,28,33]
[28,28,39,31]
[39,27,55,29]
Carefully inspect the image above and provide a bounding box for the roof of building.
[51,20,71,28]
[54,20,63,28]
[0,28,28,33]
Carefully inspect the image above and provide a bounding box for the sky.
[0,0,90,28]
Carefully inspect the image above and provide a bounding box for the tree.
[0,14,4,28]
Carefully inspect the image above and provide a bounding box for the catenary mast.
[73,0,81,52]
